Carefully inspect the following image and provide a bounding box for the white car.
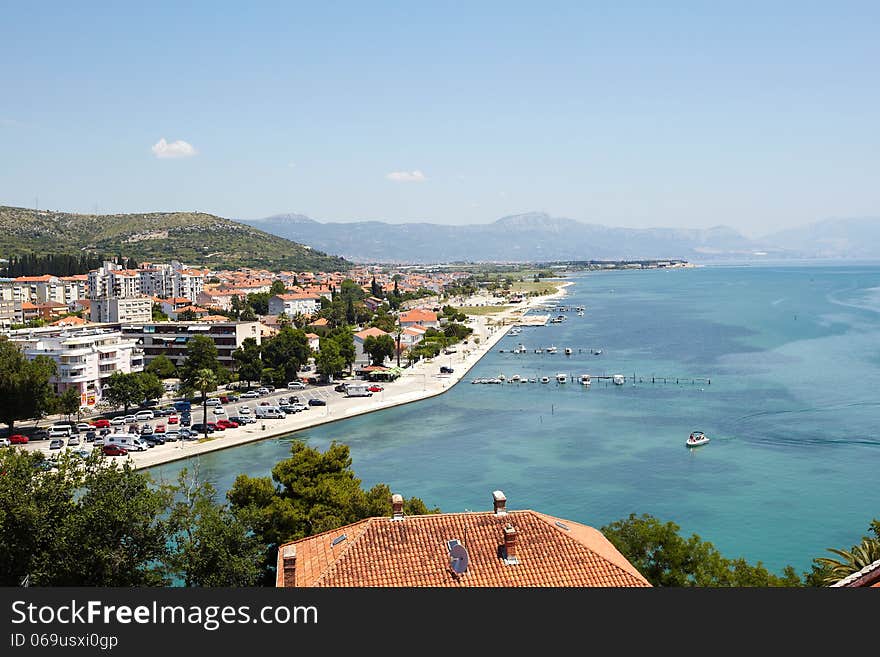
[123,415,137,424]
[256,388,270,396]
[212,407,226,415]
[204,398,221,407]
[0,438,10,448]
[287,381,306,389]
[135,410,154,421]
[240,391,260,399]
[238,406,251,415]
[110,417,126,426]
[76,422,92,432]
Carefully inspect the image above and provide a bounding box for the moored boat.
[612,374,625,385]
[686,431,710,447]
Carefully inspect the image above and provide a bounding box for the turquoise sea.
[149,264,880,575]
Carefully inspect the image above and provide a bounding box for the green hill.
[0,206,350,271]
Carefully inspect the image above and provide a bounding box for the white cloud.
[151,138,197,159]
[385,170,426,183]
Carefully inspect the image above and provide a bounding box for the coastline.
[127,280,574,470]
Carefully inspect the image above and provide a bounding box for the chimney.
[503,524,519,564]
[391,493,404,520]
[281,544,297,587]
[492,490,507,515]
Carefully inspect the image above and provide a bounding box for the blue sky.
[1,1,878,236]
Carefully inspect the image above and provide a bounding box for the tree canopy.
[145,354,177,379]
[0,340,57,432]
[260,326,311,386]
[179,335,226,393]
[362,334,396,366]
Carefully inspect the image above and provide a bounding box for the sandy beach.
[26,282,572,470]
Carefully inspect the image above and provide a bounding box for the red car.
[90,419,111,429]
[9,434,28,444]
[102,444,128,456]
[206,421,224,431]
[155,423,166,433]
[168,415,179,424]
[367,385,384,393]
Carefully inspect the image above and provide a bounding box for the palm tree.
[814,538,880,585]
[193,368,217,441]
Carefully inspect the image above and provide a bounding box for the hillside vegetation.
[0,206,350,271]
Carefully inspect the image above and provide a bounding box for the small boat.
[612,374,625,385]
[564,347,573,355]
[534,348,543,354]
[546,346,558,354]
[577,311,585,317]
[580,374,591,387]
[540,376,550,384]
[528,378,537,383]
[556,373,567,384]
[513,343,527,354]
[686,431,710,448]
[510,374,521,382]
[498,374,506,382]
[592,349,602,356]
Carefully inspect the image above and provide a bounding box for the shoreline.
[126,280,574,470]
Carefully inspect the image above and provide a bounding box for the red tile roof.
[353,327,389,340]
[399,309,438,324]
[276,508,649,588]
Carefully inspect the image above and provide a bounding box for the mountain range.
[240,212,880,263]
[0,206,350,271]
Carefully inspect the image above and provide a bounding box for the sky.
[1,1,878,237]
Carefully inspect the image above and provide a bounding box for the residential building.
[268,293,321,318]
[7,325,144,409]
[196,289,241,311]
[305,332,320,352]
[353,326,390,366]
[364,296,384,312]
[276,490,650,587]
[90,297,152,323]
[173,268,206,301]
[398,308,439,329]
[120,320,261,369]
[138,264,174,299]
[160,297,193,317]
[0,298,15,330]
[400,325,426,348]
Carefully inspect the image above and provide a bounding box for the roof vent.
[330,534,347,547]
[492,490,507,515]
[391,493,404,520]
[555,521,570,531]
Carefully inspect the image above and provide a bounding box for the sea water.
[149,264,880,575]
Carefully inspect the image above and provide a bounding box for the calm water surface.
[150,264,880,574]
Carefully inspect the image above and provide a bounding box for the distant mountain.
[242,212,772,263]
[762,217,880,259]
[0,206,350,271]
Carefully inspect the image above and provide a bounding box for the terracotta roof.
[201,314,231,322]
[275,293,320,300]
[14,275,55,283]
[308,318,329,327]
[354,327,389,340]
[399,309,438,323]
[50,316,88,326]
[276,508,650,588]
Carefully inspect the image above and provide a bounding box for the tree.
[362,334,396,366]
[228,440,436,584]
[166,468,263,586]
[345,296,356,325]
[811,520,880,586]
[232,337,263,389]
[0,340,57,433]
[329,326,356,374]
[101,371,143,414]
[269,280,287,296]
[145,354,177,379]
[151,303,169,321]
[179,335,225,394]
[370,276,382,297]
[193,369,217,440]
[247,292,270,315]
[261,326,311,386]
[56,387,81,422]
[240,305,257,321]
[138,372,165,404]
[370,305,397,333]
[601,513,801,587]
[315,338,345,379]
[0,449,171,586]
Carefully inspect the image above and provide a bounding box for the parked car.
[179,416,192,427]
[228,416,247,425]
[212,407,226,415]
[102,444,128,456]
[9,434,28,445]
[216,419,239,429]
[179,428,195,440]
[123,415,137,424]
[0,438,10,448]
[287,381,306,389]
[219,395,230,404]
[32,428,49,440]
[75,422,92,433]
[67,436,80,446]
[256,387,270,396]
[440,366,454,374]
[308,398,327,406]
[334,384,347,392]
[164,430,179,442]
[205,398,221,407]
[190,423,214,434]
[240,390,260,399]
[85,430,97,442]
[155,423,166,433]
[91,419,111,429]
[135,410,155,421]
[49,439,64,450]
[368,385,384,393]
[142,434,165,446]
[168,415,179,424]
[207,421,224,432]
[110,417,126,426]
[141,424,154,435]
[227,395,240,403]
[238,406,251,415]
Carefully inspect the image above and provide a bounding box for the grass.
[508,281,561,294]
[455,305,513,316]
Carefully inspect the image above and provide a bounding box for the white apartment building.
[172,268,206,302]
[91,297,152,323]
[121,320,261,370]
[268,293,321,317]
[138,264,174,299]
[0,275,83,307]
[8,326,144,409]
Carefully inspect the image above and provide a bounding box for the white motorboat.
[556,373,567,383]
[580,374,591,387]
[564,347,573,355]
[540,376,550,384]
[686,431,710,447]
[513,343,527,354]
[546,346,558,354]
[509,374,521,382]
[612,374,625,385]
